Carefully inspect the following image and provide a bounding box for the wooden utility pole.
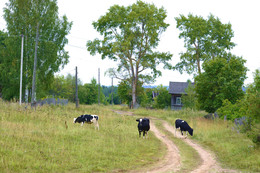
[19,34,24,105]
[75,66,79,108]
[31,23,39,107]
[98,68,100,104]
[111,77,113,105]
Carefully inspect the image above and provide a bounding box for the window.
[176,97,181,105]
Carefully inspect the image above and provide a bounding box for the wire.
[67,44,86,50]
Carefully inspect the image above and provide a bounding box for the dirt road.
[113,110,236,173]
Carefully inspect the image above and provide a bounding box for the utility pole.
[75,66,79,108]
[111,77,113,105]
[19,34,24,105]
[31,23,39,107]
[98,68,100,104]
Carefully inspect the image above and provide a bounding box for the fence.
[36,98,68,106]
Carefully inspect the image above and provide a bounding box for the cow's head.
[136,118,142,122]
[189,128,193,136]
[93,115,99,120]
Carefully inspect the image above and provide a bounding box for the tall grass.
[0,101,165,172]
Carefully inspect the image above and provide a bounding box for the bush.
[153,85,171,109]
[217,99,247,120]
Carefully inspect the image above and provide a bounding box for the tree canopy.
[195,54,247,113]
[87,0,172,108]
[0,0,72,101]
[175,14,235,75]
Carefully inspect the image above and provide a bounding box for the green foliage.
[49,74,78,102]
[181,82,198,110]
[0,0,72,101]
[246,69,260,121]
[217,70,260,145]
[217,70,259,121]
[87,1,172,107]
[102,86,120,105]
[218,99,247,120]
[175,14,235,75]
[139,88,154,108]
[118,80,132,105]
[195,55,247,113]
[78,78,106,105]
[153,85,171,109]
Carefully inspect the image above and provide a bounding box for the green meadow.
[0,101,164,172]
[1,101,260,172]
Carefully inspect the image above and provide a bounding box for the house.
[169,82,194,110]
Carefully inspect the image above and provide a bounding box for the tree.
[0,30,9,98]
[175,14,235,75]
[181,81,197,110]
[78,78,106,105]
[195,54,247,113]
[49,74,78,102]
[102,86,120,105]
[117,80,132,106]
[87,1,172,108]
[153,85,171,109]
[1,0,72,101]
[246,69,260,121]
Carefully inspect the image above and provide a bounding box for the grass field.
[1,101,260,172]
[0,101,165,172]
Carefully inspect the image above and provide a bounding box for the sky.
[0,0,259,86]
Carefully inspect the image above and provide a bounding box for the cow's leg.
[139,131,141,138]
[143,131,145,138]
[81,122,84,126]
[95,121,99,130]
[185,131,188,138]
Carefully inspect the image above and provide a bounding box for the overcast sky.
[0,0,259,86]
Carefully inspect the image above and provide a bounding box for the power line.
[67,44,86,50]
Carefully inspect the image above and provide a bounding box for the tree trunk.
[132,77,136,109]
[195,42,201,75]
[31,23,39,106]
[197,57,201,75]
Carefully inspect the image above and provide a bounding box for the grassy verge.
[0,101,164,172]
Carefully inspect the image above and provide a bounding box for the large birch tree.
[87,1,172,108]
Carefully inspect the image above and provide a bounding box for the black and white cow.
[73,114,99,130]
[136,118,150,138]
[175,119,193,138]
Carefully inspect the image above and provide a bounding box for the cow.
[175,119,193,138]
[136,118,150,138]
[73,114,99,130]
